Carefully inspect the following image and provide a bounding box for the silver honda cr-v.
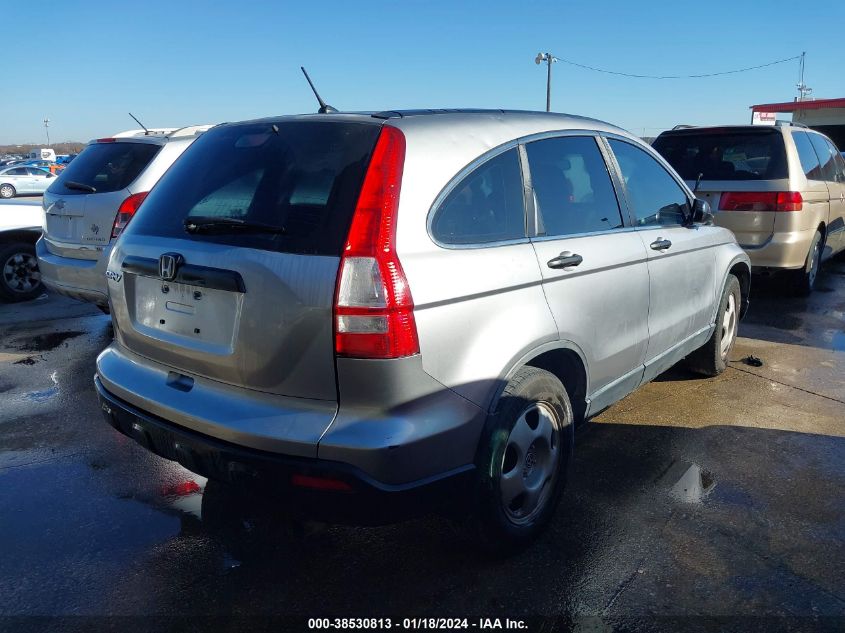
[37,125,212,308]
[96,110,750,548]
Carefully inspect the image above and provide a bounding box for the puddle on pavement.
[659,461,715,503]
[832,331,845,353]
[11,330,85,353]
[13,355,42,366]
[22,371,59,403]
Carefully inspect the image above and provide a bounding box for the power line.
[553,54,801,79]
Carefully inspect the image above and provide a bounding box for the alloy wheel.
[720,292,737,359]
[2,252,41,295]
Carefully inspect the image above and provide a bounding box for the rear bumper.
[35,237,110,305]
[740,228,816,270]
[95,377,475,523]
[96,341,485,484]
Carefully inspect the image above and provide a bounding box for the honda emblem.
[158,253,184,281]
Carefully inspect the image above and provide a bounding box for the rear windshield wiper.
[184,217,287,235]
[64,181,97,193]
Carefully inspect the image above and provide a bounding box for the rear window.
[50,142,160,195]
[652,130,788,181]
[126,121,381,256]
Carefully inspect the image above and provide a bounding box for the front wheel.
[0,241,44,302]
[469,366,574,552]
[686,274,740,377]
[0,184,16,199]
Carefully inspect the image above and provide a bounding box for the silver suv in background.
[36,125,213,308]
[653,123,845,294]
[96,110,750,549]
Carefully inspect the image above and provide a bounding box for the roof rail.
[774,120,808,128]
[671,124,696,130]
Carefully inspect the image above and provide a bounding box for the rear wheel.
[0,184,16,199]
[0,241,43,302]
[686,274,740,377]
[469,366,573,552]
[791,229,822,296]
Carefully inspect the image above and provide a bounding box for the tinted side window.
[432,148,525,245]
[526,136,623,237]
[807,134,837,181]
[829,139,845,179]
[7,167,27,175]
[609,139,689,227]
[793,132,823,180]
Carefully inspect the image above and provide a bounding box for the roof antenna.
[300,67,337,114]
[128,112,150,135]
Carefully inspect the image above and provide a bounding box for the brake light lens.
[334,126,419,359]
[111,191,148,238]
[291,474,353,492]
[96,138,116,143]
[719,191,803,212]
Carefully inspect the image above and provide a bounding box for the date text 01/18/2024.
[307,618,528,630]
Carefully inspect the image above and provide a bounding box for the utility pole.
[535,52,557,112]
[796,52,812,101]
[43,118,51,146]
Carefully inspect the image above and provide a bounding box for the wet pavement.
[1,260,844,631]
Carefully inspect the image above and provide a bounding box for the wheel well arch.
[0,229,41,245]
[728,260,751,318]
[523,347,589,425]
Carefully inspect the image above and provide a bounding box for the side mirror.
[692,198,713,225]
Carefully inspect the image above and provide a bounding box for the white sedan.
[0,166,57,198]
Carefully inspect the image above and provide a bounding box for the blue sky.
[2,0,843,144]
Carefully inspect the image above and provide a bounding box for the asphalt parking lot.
[1,259,844,630]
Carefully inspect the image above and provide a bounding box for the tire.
[791,229,822,296]
[0,183,16,199]
[0,241,44,302]
[468,366,574,552]
[686,274,741,377]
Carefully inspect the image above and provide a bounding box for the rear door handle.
[650,238,672,251]
[547,251,583,269]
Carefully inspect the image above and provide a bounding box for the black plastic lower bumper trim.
[94,377,475,524]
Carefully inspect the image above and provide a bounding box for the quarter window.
[828,139,845,179]
[432,148,526,245]
[807,133,838,181]
[608,139,689,227]
[793,132,824,180]
[526,136,623,237]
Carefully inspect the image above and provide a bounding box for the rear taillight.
[719,191,803,212]
[111,191,148,238]
[333,125,419,359]
[291,474,353,492]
